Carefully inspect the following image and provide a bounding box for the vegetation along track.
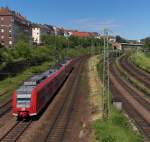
[119,55,150,89]
[44,57,86,142]
[0,120,32,142]
[110,64,150,139]
[0,91,8,97]
[0,99,11,118]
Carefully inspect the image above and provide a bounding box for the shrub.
[112,115,129,129]
[102,135,116,142]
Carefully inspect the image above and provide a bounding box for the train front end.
[12,85,36,119]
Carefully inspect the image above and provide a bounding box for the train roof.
[16,59,72,93]
[16,85,35,93]
[24,75,47,86]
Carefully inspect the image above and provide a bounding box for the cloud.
[69,18,121,33]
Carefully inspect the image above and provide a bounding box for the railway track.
[110,63,150,139]
[44,58,85,142]
[111,65,150,111]
[110,82,150,138]
[0,121,32,142]
[0,91,8,97]
[0,99,11,118]
[0,90,12,118]
[119,55,150,89]
[0,58,85,142]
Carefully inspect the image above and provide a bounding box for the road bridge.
[121,43,144,48]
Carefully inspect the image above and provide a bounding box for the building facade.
[0,7,100,48]
[32,24,51,45]
[0,7,31,47]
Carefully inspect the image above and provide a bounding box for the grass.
[115,55,150,96]
[92,59,144,142]
[92,106,143,142]
[130,51,150,73]
[0,61,54,102]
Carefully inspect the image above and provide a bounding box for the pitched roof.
[0,7,12,16]
[0,7,29,25]
[72,32,91,37]
[63,28,98,38]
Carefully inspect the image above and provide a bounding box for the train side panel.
[35,62,73,114]
[34,68,66,115]
[30,90,37,116]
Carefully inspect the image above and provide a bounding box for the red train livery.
[12,59,75,119]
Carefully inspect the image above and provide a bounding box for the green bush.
[115,56,150,95]
[130,51,150,73]
[92,105,143,142]
[112,115,129,129]
[102,135,116,142]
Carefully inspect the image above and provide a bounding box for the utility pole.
[67,36,69,58]
[91,38,93,55]
[64,32,69,59]
[54,34,58,64]
[102,28,110,119]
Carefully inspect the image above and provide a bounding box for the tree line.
[0,33,104,64]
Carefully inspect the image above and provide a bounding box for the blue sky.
[0,0,150,39]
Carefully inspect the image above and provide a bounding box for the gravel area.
[63,55,103,142]
[63,59,91,142]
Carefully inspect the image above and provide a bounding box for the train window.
[17,93,31,98]
[17,98,31,108]
[17,98,31,101]
[16,90,31,94]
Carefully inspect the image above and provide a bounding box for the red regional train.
[12,59,75,119]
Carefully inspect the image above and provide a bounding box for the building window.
[9,41,12,45]
[1,29,4,33]
[8,34,12,38]
[11,19,14,22]
[1,41,4,45]
[1,17,4,21]
[1,35,4,39]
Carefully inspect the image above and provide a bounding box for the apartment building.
[32,24,52,45]
[0,7,31,47]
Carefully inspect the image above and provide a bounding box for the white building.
[53,26,58,36]
[32,24,49,45]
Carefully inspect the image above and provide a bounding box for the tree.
[16,33,29,43]
[116,35,128,43]
[144,37,150,50]
[41,35,55,46]
[0,43,4,48]
[15,33,31,59]
[1,48,14,62]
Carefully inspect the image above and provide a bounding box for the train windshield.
[16,97,31,108]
